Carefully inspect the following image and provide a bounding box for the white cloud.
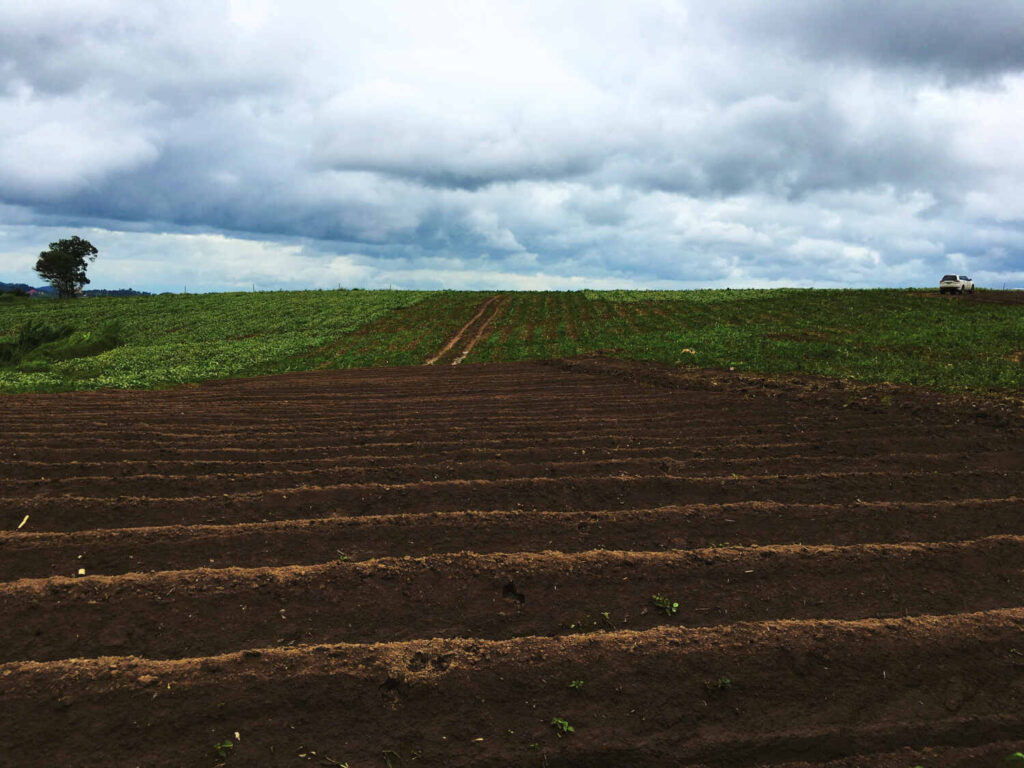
[0,0,1021,290]
[0,89,158,197]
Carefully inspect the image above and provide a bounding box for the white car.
[939,274,975,294]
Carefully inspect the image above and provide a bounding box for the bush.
[25,320,122,363]
[0,319,74,364]
[0,319,120,366]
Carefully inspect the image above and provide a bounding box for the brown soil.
[2,358,1024,766]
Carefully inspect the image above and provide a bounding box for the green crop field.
[0,288,1021,394]
[0,290,439,392]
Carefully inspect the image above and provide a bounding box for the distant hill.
[0,282,150,297]
[0,282,52,295]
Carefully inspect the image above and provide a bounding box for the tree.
[34,236,98,299]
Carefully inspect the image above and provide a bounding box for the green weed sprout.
[550,717,575,737]
[213,739,234,759]
[651,594,679,616]
[704,676,732,693]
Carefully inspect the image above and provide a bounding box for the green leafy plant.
[213,739,234,759]
[1006,752,1024,765]
[651,594,679,616]
[550,717,575,737]
[568,679,584,690]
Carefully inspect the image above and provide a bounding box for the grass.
[0,288,1021,393]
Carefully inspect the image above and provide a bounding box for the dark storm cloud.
[599,93,968,200]
[726,0,1024,78]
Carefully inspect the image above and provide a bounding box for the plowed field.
[2,358,1023,767]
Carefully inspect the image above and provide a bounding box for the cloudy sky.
[1,0,1023,291]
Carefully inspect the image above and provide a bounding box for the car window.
[959,276,970,280]
[941,275,958,281]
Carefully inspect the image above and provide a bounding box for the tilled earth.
[2,358,1024,767]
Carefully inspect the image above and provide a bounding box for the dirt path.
[2,359,1024,766]
[450,295,507,364]
[423,293,504,365]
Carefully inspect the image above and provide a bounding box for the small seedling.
[705,676,732,692]
[550,717,575,737]
[568,679,584,690]
[213,739,234,759]
[651,594,679,616]
[336,550,349,563]
[1007,753,1024,765]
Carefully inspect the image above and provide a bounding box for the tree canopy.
[34,236,98,299]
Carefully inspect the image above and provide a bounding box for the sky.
[1,0,1023,292]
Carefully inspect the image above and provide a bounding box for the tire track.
[450,294,508,364]
[423,294,501,365]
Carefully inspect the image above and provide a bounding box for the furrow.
[0,416,918,447]
[1,432,1007,481]
[3,498,1021,581]
[4,449,1019,499]
[4,609,1024,767]
[4,536,1024,662]
[6,469,1024,532]
[0,423,957,463]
